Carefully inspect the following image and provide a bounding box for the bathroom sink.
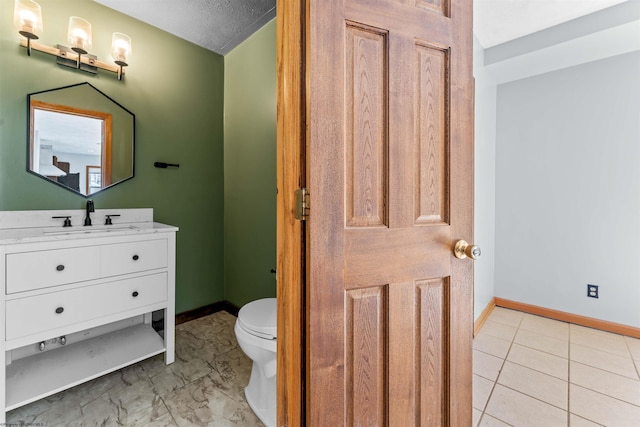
[43,225,139,236]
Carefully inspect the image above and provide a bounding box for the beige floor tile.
[570,343,638,380]
[473,408,482,427]
[485,384,567,427]
[625,336,640,361]
[519,314,569,341]
[570,325,629,357]
[488,307,524,328]
[473,374,494,411]
[479,320,518,342]
[497,362,568,409]
[571,324,619,339]
[474,333,512,359]
[514,329,568,358]
[569,414,603,426]
[479,414,512,426]
[507,344,568,380]
[570,384,640,427]
[474,349,504,382]
[570,362,640,406]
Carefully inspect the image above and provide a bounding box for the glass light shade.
[67,16,92,54]
[14,0,43,39]
[111,32,132,66]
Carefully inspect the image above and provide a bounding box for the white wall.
[473,35,497,320]
[473,1,640,325]
[494,51,640,327]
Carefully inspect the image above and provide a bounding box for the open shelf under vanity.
[6,323,165,411]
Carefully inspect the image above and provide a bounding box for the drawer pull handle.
[132,255,139,261]
[132,291,139,297]
[55,307,64,314]
[56,265,65,272]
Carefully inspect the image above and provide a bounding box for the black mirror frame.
[26,82,135,198]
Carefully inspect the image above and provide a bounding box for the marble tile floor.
[473,307,640,426]
[7,311,265,427]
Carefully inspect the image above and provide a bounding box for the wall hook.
[154,162,179,168]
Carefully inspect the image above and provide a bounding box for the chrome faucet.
[84,199,95,226]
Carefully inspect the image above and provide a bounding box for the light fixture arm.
[19,39,125,78]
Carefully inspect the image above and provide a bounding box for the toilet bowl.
[234,298,277,427]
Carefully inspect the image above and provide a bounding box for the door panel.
[346,285,387,426]
[415,42,450,225]
[307,0,473,425]
[345,22,389,228]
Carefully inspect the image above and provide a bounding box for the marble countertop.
[0,209,177,244]
[0,222,179,245]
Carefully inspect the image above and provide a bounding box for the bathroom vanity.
[0,209,177,422]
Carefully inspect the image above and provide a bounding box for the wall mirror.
[28,82,134,197]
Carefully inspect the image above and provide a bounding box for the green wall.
[223,20,277,307]
[0,0,225,314]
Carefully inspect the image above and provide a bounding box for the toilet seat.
[237,298,277,340]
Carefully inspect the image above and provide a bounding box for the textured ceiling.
[474,0,629,48]
[95,0,276,55]
[96,1,629,55]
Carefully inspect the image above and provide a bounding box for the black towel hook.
[154,162,180,168]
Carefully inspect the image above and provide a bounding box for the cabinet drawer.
[101,239,167,277]
[5,273,167,341]
[6,247,101,294]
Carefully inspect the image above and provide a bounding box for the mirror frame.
[27,82,135,197]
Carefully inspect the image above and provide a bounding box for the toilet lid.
[238,298,277,339]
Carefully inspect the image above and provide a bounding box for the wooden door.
[276,0,474,425]
[304,0,475,425]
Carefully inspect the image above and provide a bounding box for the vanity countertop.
[0,222,178,245]
[0,209,178,245]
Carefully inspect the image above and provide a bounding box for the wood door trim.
[495,298,640,339]
[276,0,306,425]
[474,297,496,337]
[30,100,113,192]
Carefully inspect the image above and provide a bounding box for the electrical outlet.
[587,284,598,299]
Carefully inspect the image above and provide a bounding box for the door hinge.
[295,188,309,221]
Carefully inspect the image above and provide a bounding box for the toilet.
[234,298,277,427]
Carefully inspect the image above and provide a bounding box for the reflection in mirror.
[28,82,134,197]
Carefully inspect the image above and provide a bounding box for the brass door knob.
[454,240,481,260]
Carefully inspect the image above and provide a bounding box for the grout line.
[623,337,640,380]
[159,396,180,426]
[477,312,524,426]
[479,308,640,427]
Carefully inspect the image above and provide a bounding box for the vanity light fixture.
[111,32,131,80]
[14,0,132,80]
[14,0,42,56]
[67,16,92,68]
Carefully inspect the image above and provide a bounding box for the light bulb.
[67,16,92,54]
[14,0,42,39]
[111,32,132,66]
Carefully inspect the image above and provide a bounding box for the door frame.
[276,1,307,425]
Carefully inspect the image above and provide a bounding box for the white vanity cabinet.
[0,209,177,423]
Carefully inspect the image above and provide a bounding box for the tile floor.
[7,310,265,427]
[474,307,640,426]
[8,307,640,426]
